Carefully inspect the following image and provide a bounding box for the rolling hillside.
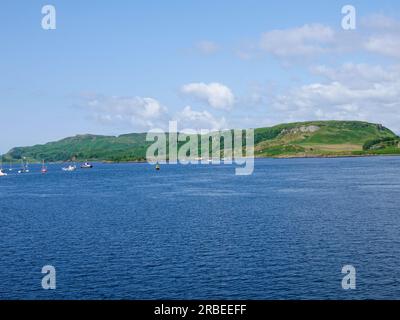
[2,121,399,162]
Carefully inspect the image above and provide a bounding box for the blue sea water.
[0,157,400,300]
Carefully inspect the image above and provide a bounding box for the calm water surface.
[1,157,400,299]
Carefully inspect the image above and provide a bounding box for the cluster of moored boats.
[0,159,163,177]
[61,162,93,172]
[0,159,94,176]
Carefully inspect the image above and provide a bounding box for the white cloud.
[85,95,168,130]
[311,63,400,88]
[250,15,400,62]
[364,34,400,58]
[181,82,235,110]
[174,106,228,131]
[269,64,400,131]
[82,94,229,133]
[195,41,219,55]
[360,14,400,30]
[346,14,400,59]
[360,14,400,58]
[259,24,335,58]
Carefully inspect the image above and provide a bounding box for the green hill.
[2,121,399,162]
[254,121,399,157]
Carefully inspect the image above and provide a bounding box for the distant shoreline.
[13,153,400,165]
[270,153,400,160]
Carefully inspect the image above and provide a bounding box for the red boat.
[41,160,48,174]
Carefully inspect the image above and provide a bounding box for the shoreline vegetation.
[2,120,400,163]
[17,153,400,165]
[5,154,400,166]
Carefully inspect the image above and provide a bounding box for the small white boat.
[80,162,93,169]
[62,164,77,172]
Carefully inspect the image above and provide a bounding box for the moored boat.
[62,164,77,172]
[81,162,93,169]
[41,160,48,174]
[18,159,29,174]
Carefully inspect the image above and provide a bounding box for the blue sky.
[1,0,400,153]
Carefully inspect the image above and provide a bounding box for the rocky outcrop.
[281,125,320,135]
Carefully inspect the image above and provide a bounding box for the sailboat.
[9,160,13,171]
[41,160,48,174]
[18,158,29,174]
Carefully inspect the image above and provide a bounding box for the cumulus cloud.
[364,34,400,58]
[360,14,400,31]
[84,95,168,130]
[359,14,400,58]
[195,41,220,55]
[270,63,400,131]
[81,93,230,133]
[311,63,400,88]
[259,24,336,58]
[173,106,228,131]
[181,82,235,110]
[251,15,400,62]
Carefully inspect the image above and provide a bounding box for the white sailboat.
[18,158,29,174]
[62,163,77,172]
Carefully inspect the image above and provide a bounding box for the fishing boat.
[80,162,93,169]
[41,160,48,174]
[155,164,160,171]
[62,164,77,172]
